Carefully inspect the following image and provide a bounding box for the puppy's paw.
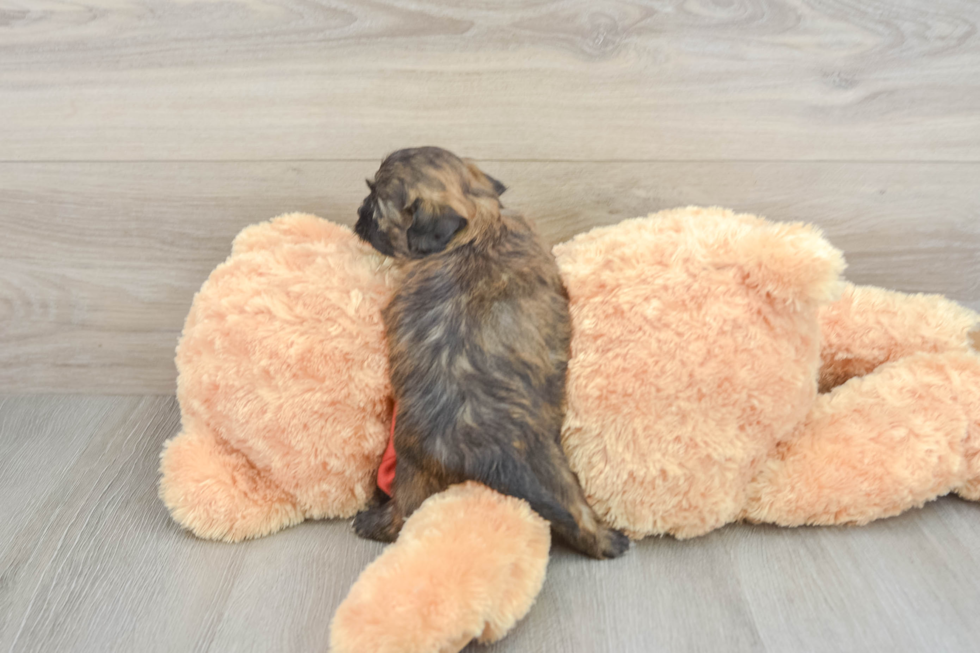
[352,502,400,543]
[596,526,630,560]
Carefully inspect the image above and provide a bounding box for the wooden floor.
[1,396,979,652]
[3,1,980,651]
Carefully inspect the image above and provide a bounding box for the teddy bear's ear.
[728,217,847,310]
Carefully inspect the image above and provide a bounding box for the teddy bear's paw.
[159,426,303,542]
[956,481,980,502]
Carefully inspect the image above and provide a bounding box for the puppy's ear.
[485,174,507,196]
[406,200,468,256]
[464,159,507,196]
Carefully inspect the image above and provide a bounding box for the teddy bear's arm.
[159,420,304,542]
[742,350,980,527]
[819,284,979,392]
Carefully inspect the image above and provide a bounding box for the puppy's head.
[354,147,507,259]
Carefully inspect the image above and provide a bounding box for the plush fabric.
[329,482,550,653]
[554,207,845,539]
[818,283,980,391]
[159,206,979,652]
[160,214,399,541]
[551,207,980,539]
[744,350,980,525]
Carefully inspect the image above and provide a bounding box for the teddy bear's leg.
[159,420,303,542]
[954,352,980,501]
[330,482,551,653]
[819,283,979,391]
[743,350,980,527]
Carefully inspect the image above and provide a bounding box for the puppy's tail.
[330,482,550,653]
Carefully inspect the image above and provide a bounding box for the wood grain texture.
[1,0,978,162]
[1,396,979,652]
[1,160,978,393]
[480,502,980,653]
[1,0,978,394]
[0,395,384,653]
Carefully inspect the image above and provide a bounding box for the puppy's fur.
[352,147,628,559]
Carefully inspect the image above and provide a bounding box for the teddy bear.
[159,206,980,653]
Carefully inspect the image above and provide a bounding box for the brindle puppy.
[352,147,628,559]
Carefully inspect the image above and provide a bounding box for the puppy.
[352,147,628,559]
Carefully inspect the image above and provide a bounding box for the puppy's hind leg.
[474,455,629,560]
[537,454,629,559]
[556,477,630,560]
[352,498,403,543]
[352,463,410,543]
[353,456,444,543]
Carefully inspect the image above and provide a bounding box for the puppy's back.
[384,211,570,474]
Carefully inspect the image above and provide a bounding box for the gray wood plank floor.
[2,395,979,652]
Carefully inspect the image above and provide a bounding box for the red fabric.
[377,401,397,496]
